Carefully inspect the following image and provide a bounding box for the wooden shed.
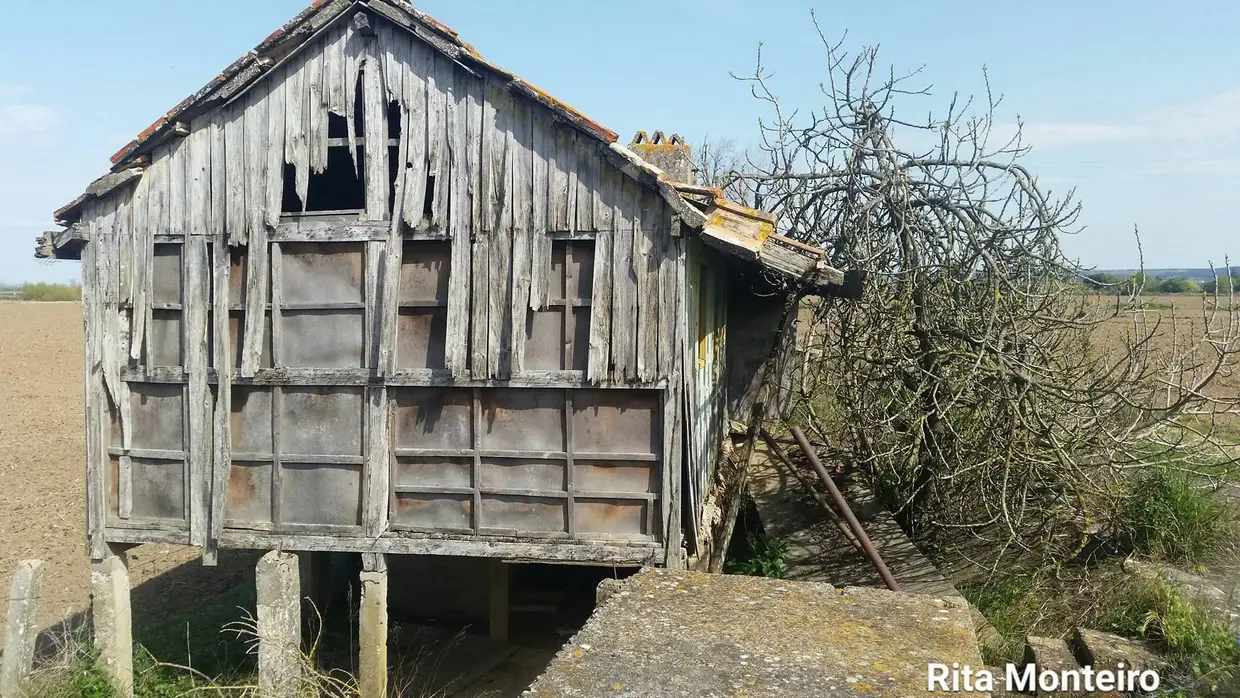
[36,0,857,577]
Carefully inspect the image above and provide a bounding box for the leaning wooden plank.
[342,23,360,172]
[185,236,212,548]
[444,68,473,377]
[265,71,287,230]
[487,84,514,378]
[508,102,533,376]
[128,174,151,363]
[362,49,389,222]
[209,237,232,562]
[81,212,107,561]
[586,225,613,383]
[363,386,390,538]
[224,104,248,244]
[529,113,551,311]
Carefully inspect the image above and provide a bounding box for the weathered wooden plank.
[430,54,453,231]
[575,138,596,233]
[189,121,212,238]
[664,371,684,568]
[529,113,551,311]
[285,56,310,212]
[245,87,270,241]
[611,201,636,381]
[637,224,659,382]
[586,224,613,383]
[148,146,170,247]
[509,101,533,376]
[362,46,389,222]
[487,84,513,379]
[224,104,248,243]
[185,236,211,548]
[308,45,330,174]
[468,76,489,380]
[167,136,188,235]
[553,127,577,232]
[594,150,617,234]
[265,71,287,230]
[209,237,232,562]
[363,386,389,537]
[128,174,151,363]
[657,221,677,379]
[82,211,108,561]
[210,112,227,241]
[240,235,270,377]
[270,244,284,368]
[325,22,348,116]
[344,22,362,173]
[444,67,472,377]
[402,36,429,231]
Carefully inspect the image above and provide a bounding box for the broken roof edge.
[53,0,622,225]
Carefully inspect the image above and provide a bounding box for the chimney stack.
[629,131,697,184]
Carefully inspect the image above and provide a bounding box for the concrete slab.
[525,568,982,698]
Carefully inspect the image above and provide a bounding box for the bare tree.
[729,16,1240,564]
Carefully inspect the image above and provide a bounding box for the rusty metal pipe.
[789,426,902,592]
[758,428,863,554]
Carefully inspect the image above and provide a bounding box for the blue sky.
[2,0,1238,284]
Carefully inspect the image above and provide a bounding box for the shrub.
[17,282,81,302]
[1123,467,1240,566]
[724,532,790,579]
[1156,277,1201,294]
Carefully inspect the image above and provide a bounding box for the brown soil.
[0,302,256,646]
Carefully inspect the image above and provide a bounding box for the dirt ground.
[0,302,256,645]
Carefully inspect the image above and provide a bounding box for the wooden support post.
[0,560,43,698]
[90,547,132,698]
[358,553,388,698]
[256,551,301,698]
[488,558,509,643]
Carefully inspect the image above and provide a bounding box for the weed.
[1123,466,1240,567]
[724,532,790,579]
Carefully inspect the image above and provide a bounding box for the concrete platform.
[524,568,982,697]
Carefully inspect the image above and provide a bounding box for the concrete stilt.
[0,560,43,698]
[488,558,509,643]
[91,547,132,698]
[256,551,301,698]
[358,554,388,698]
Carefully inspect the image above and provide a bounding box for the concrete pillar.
[256,551,301,698]
[358,554,388,698]
[0,560,43,698]
[488,559,509,643]
[91,548,132,698]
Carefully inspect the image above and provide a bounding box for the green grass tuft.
[724,532,790,579]
[1124,466,1240,566]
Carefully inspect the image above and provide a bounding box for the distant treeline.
[1083,272,1235,295]
[0,282,82,301]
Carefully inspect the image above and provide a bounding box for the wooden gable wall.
[75,12,686,565]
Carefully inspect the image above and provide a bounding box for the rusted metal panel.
[282,310,365,367]
[149,311,183,367]
[129,383,185,452]
[281,387,363,456]
[574,498,648,538]
[480,495,565,533]
[227,313,272,369]
[226,462,272,523]
[571,390,658,455]
[280,462,362,526]
[151,244,183,304]
[479,389,564,452]
[130,457,186,521]
[391,388,472,450]
[524,309,565,371]
[481,458,565,491]
[400,241,450,302]
[394,493,471,530]
[230,387,274,455]
[395,457,472,489]
[574,459,657,494]
[396,309,447,369]
[281,241,365,304]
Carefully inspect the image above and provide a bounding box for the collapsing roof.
[36,0,856,297]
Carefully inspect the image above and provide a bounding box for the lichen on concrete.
[524,568,982,697]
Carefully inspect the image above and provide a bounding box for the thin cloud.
[0,84,31,100]
[998,88,1240,150]
[0,104,61,141]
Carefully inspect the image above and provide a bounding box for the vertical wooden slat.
[470,389,483,534]
[128,174,151,363]
[364,385,389,537]
[224,105,248,243]
[565,392,576,538]
[611,178,638,381]
[308,46,329,174]
[185,236,211,548]
[445,68,472,377]
[427,54,447,231]
[344,22,363,173]
[586,223,613,382]
[265,71,287,229]
[468,77,489,380]
[529,114,551,311]
[270,244,284,525]
[554,128,578,232]
[209,237,232,562]
[637,224,659,382]
[487,85,514,379]
[189,121,211,238]
[594,151,615,233]
[167,137,187,235]
[241,88,271,378]
[657,216,677,378]
[210,112,228,241]
[679,237,699,548]
[82,211,108,560]
[326,22,348,115]
[286,57,310,211]
[575,140,596,233]
[403,37,429,231]
[362,46,389,222]
[509,102,533,376]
